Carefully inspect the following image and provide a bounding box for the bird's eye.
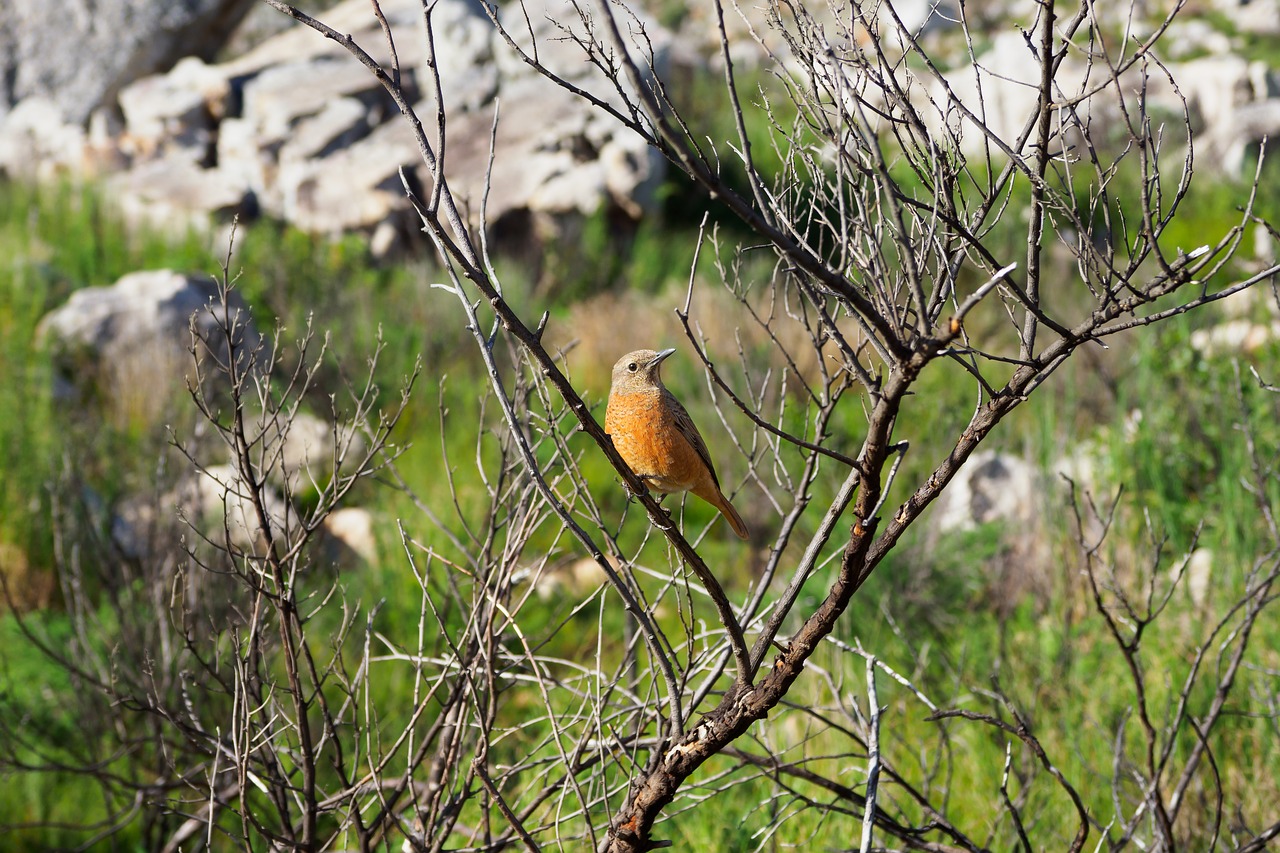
[627,362,638,372]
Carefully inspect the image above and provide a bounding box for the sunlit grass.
[2,145,1279,848]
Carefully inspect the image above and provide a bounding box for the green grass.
[2,132,1280,850]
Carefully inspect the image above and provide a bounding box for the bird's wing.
[669,394,721,489]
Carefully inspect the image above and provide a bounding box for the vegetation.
[3,0,1280,847]
[3,149,1279,849]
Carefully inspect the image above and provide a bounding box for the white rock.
[112,462,298,560]
[934,450,1041,533]
[276,117,420,234]
[5,0,675,241]
[37,270,261,418]
[0,97,87,179]
[1204,97,1280,177]
[117,56,227,163]
[1189,318,1280,356]
[422,0,499,112]
[181,464,299,556]
[0,0,254,125]
[495,0,672,102]
[322,507,378,566]
[1213,0,1280,35]
[239,58,387,143]
[106,157,256,232]
[249,410,368,491]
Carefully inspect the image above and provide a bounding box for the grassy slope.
[1,147,1278,849]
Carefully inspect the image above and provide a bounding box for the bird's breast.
[605,390,699,493]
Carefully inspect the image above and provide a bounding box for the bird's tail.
[715,493,750,541]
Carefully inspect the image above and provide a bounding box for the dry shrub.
[556,276,874,403]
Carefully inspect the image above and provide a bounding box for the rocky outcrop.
[0,0,255,126]
[320,507,379,567]
[248,409,369,492]
[1213,0,1280,36]
[36,269,261,422]
[0,0,672,253]
[814,18,1280,179]
[3,0,1278,245]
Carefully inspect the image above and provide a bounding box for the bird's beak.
[651,348,677,366]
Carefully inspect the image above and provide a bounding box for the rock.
[224,0,431,77]
[1189,318,1280,356]
[1213,0,1280,35]
[112,462,297,560]
[117,56,228,163]
[215,53,404,223]
[239,58,395,143]
[921,31,1094,158]
[524,555,613,599]
[1205,98,1280,177]
[3,0,675,247]
[37,270,261,423]
[441,81,665,245]
[0,0,255,126]
[491,0,668,225]
[928,450,1055,614]
[1053,440,1103,497]
[1171,54,1262,132]
[1161,18,1234,60]
[320,507,379,566]
[180,464,299,555]
[911,32,1276,177]
[495,0,671,103]
[420,0,500,112]
[933,450,1041,533]
[249,410,369,492]
[878,0,963,42]
[106,157,258,232]
[0,98,88,179]
[275,116,421,235]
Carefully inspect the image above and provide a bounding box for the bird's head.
[610,348,675,394]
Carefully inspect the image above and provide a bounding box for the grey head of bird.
[610,348,676,395]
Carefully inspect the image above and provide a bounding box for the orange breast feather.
[606,391,699,493]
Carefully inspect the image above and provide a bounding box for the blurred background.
[2,0,1280,848]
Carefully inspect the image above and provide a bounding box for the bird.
[605,348,749,540]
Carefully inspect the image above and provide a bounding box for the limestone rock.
[419,0,500,112]
[495,0,672,102]
[321,507,379,567]
[1189,318,1280,356]
[111,462,297,560]
[37,269,261,421]
[249,410,369,492]
[1213,0,1280,35]
[275,116,421,235]
[1204,97,1280,176]
[3,0,675,244]
[1183,548,1214,609]
[524,555,613,599]
[179,464,299,556]
[223,0,430,77]
[933,451,1041,533]
[106,157,257,232]
[117,56,228,163]
[0,98,88,179]
[0,0,254,125]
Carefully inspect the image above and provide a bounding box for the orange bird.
[605,348,749,540]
